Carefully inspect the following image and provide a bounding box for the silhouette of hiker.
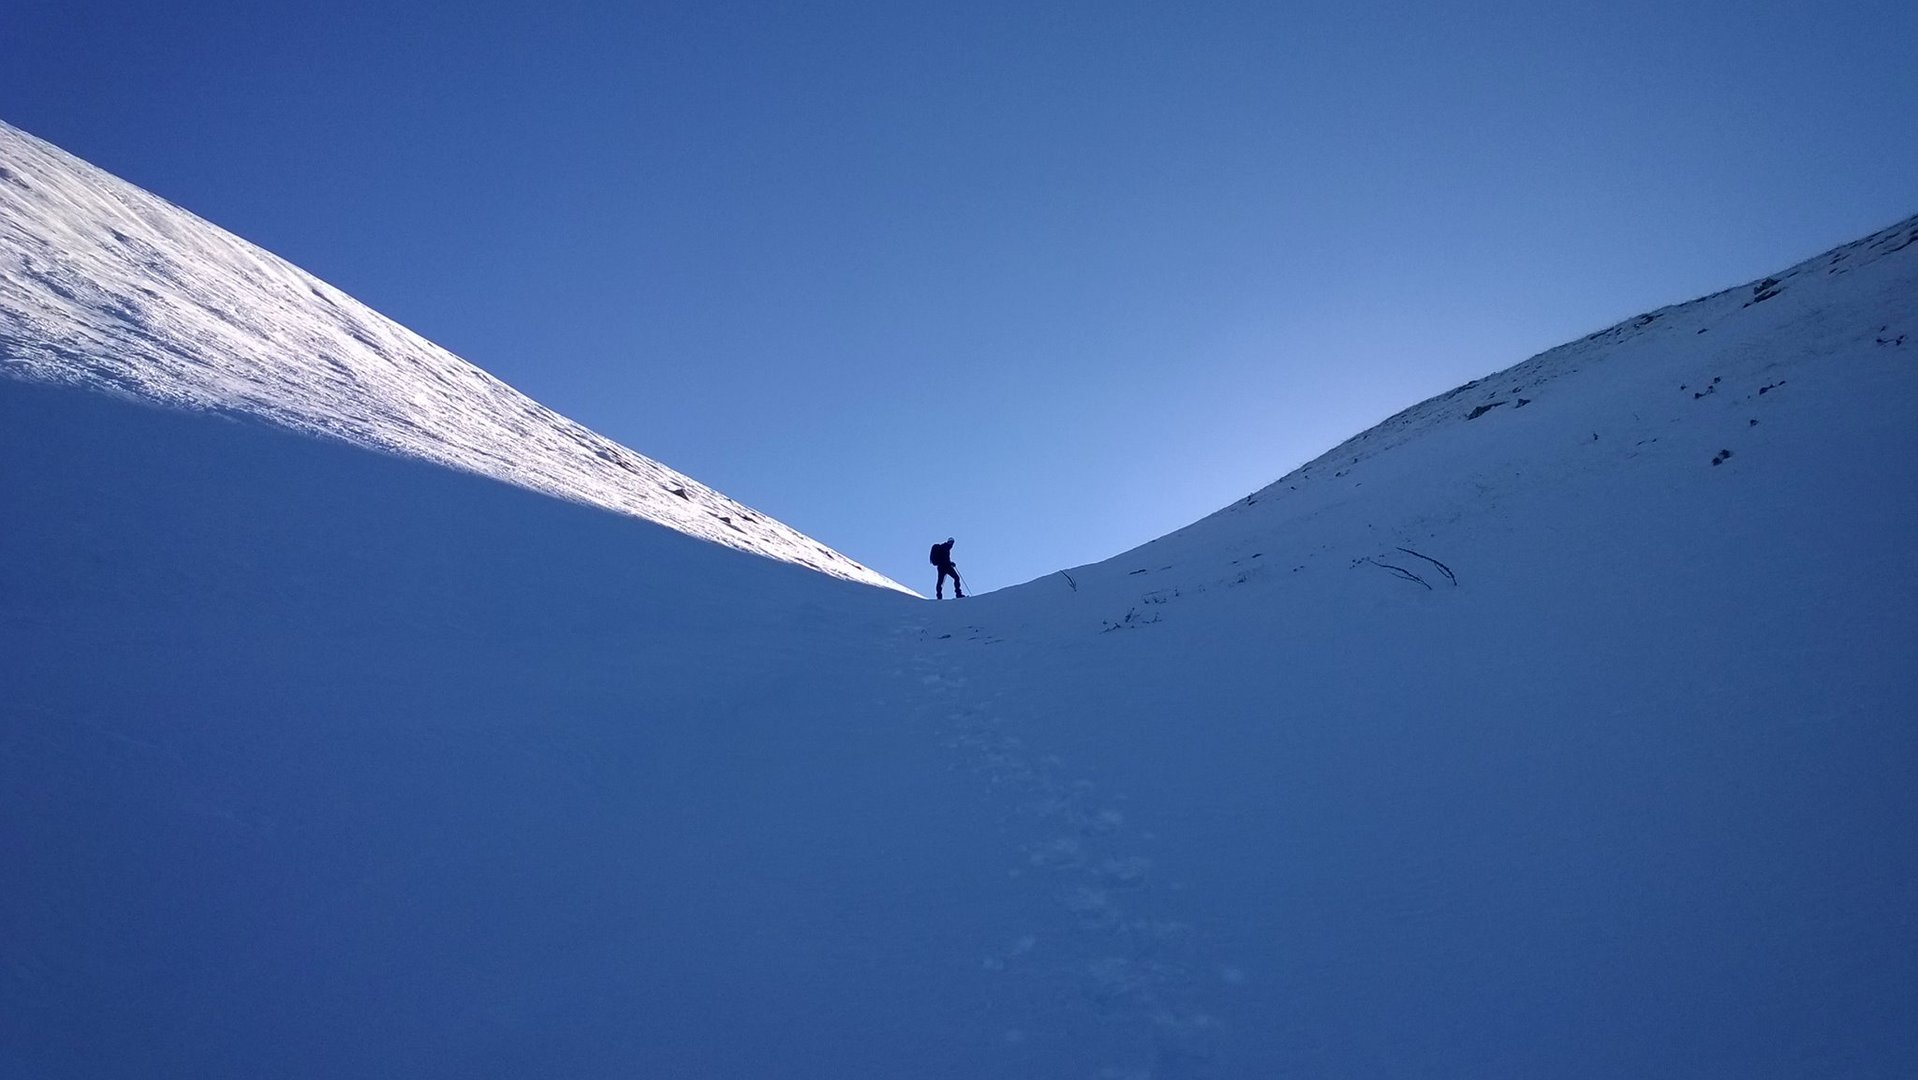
[929,537,964,599]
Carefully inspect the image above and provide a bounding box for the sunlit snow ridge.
[0,120,906,592]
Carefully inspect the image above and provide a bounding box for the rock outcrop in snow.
[0,120,904,592]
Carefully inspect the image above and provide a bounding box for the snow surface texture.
[0,120,903,592]
[4,119,1916,1078]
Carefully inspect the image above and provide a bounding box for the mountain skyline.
[9,0,1916,593]
[5,117,1911,598]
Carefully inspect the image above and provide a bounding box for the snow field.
[4,114,1915,1076]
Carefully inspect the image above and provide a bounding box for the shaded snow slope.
[0,381,977,1078]
[4,172,1914,1077]
[0,120,902,591]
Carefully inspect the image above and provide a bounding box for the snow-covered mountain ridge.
[1282,212,1917,486]
[1041,209,1918,602]
[0,120,904,591]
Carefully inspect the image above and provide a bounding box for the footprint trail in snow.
[895,620,1227,1078]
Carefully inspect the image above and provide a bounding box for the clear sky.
[6,0,1916,592]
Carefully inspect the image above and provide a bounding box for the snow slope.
[919,211,1918,1075]
[4,118,1915,1077]
[0,119,902,591]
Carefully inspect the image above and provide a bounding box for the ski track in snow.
[894,620,1225,1079]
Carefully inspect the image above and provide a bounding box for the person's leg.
[935,565,947,598]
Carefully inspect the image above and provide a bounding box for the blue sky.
[6,0,1916,592]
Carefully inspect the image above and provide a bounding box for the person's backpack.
[929,543,942,566]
